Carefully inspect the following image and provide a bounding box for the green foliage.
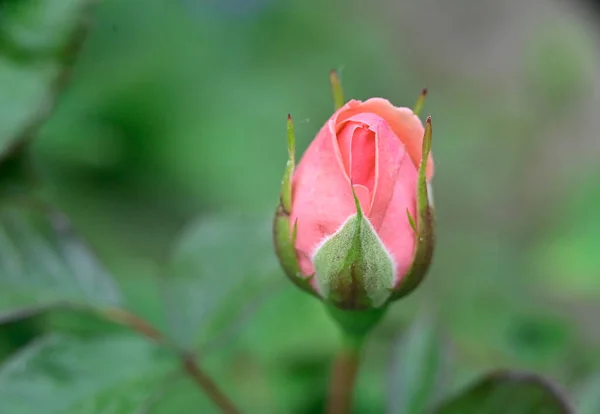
[0,205,121,322]
[0,333,174,414]
[165,214,281,349]
[0,0,94,158]
[0,0,598,412]
[433,371,572,414]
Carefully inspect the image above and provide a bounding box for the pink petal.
[336,98,433,180]
[376,156,419,285]
[290,121,355,276]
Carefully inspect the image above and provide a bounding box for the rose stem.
[326,336,364,414]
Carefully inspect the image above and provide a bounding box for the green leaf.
[0,205,122,322]
[148,376,222,414]
[433,371,572,414]
[0,0,94,158]
[388,314,443,414]
[0,333,175,414]
[165,214,282,349]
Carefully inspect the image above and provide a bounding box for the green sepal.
[281,114,295,213]
[406,208,417,233]
[273,114,316,297]
[413,88,428,117]
[329,69,345,110]
[273,207,316,296]
[326,303,387,340]
[313,188,395,310]
[391,116,435,300]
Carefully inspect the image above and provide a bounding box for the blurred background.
[1,0,600,412]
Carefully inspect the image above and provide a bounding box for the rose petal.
[290,121,355,276]
[334,110,406,231]
[336,98,433,180]
[349,124,376,195]
[336,121,360,179]
[368,119,406,231]
[376,155,419,285]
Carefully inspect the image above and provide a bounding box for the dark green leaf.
[0,205,122,322]
[0,0,94,158]
[433,371,572,414]
[388,313,443,414]
[165,214,282,349]
[0,333,175,414]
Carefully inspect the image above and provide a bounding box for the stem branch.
[182,352,241,414]
[101,307,241,414]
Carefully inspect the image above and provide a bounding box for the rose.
[274,96,434,312]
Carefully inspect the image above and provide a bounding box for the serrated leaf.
[0,333,175,414]
[0,205,122,322]
[433,371,572,414]
[164,214,282,349]
[0,0,94,158]
[388,314,443,414]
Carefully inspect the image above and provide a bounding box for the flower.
[274,87,434,311]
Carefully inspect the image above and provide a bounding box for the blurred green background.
[1,0,600,412]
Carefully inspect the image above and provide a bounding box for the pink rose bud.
[274,83,434,311]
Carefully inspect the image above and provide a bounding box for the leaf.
[433,371,573,414]
[0,205,122,322]
[387,313,443,414]
[0,333,175,414]
[148,376,221,414]
[0,0,94,159]
[164,214,282,349]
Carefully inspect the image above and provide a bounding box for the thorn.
[329,69,345,110]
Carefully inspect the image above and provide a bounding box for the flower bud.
[274,87,434,312]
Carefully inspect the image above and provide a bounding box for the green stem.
[326,336,364,414]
